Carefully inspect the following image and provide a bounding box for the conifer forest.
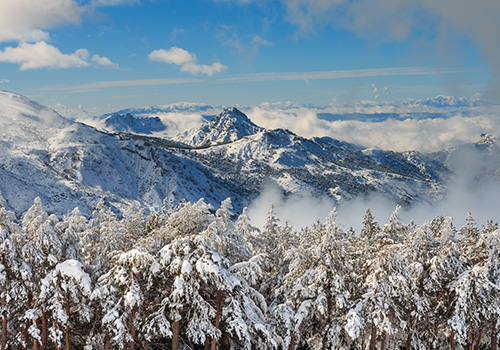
[1,196,499,350]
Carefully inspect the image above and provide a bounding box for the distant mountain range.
[0,91,497,219]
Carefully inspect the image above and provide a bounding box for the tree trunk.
[491,319,498,350]
[475,325,484,350]
[1,289,6,350]
[211,290,223,350]
[290,333,295,350]
[323,292,332,350]
[33,319,38,350]
[450,329,455,350]
[65,292,70,350]
[0,259,5,350]
[204,338,211,350]
[380,330,386,350]
[432,322,438,350]
[171,320,180,350]
[52,321,60,350]
[405,330,412,350]
[405,317,413,350]
[24,319,29,350]
[41,311,47,350]
[369,319,377,350]
[129,307,136,350]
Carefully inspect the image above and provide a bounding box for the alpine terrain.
[0,90,495,218]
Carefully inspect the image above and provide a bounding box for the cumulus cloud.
[0,42,119,71]
[0,0,83,43]
[0,42,89,70]
[91,54,119,69]
[148,47,227,76]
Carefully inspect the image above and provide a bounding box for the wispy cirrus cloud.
[217,66,469,83]
[37,66,467,91]
[90,0,141,6]
[38,77,203,92]
[0,42,119,70]
[148,47,227,76]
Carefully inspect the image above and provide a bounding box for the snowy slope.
[0,92,240,216]
[1,91,494,219]
[0,90,71,146]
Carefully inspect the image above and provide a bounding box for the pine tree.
[280,209,349,349]
[0,195,24,349]
[95,249,159,349]
[426,217,463,349]
[235,207,261,255]
[20,197,63,350]
[360,208,380,244]
[459,211,482,266]
[40,259,92,350]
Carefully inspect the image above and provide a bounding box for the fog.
[247,144,500,234]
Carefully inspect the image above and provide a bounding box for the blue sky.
[0,0,497,116]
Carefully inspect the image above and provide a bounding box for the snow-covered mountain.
[0,91,495,219]
[103,113,166,134]
[173,107,264,147]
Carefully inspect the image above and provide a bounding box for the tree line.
[0,195,499,350]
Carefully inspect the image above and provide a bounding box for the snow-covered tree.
[0,195,24,350]
[40,259,92,350]
[202,198,252,264]
[20,197,64,350]
[459,211,482,266]
[235,207,262,255]
[427,217,463,349]
[95,249,159,349]
[280,209,350,350]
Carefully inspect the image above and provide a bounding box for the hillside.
[1,91,494,219]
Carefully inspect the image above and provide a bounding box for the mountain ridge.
[0,91,496,220]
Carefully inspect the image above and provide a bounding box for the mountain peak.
[174,108,263,147]
[0,90,71,145]
[104,113,166,134]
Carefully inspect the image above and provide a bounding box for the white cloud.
[0,42,89,70]
[0,79,9,84]
[91,54,119,69]
[148,47,227,76]
[0,0,83,43]
[244,104,500,152]
[0,42,121,71]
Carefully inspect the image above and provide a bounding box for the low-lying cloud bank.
[247,142,500,235]
[244,102,500,153]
